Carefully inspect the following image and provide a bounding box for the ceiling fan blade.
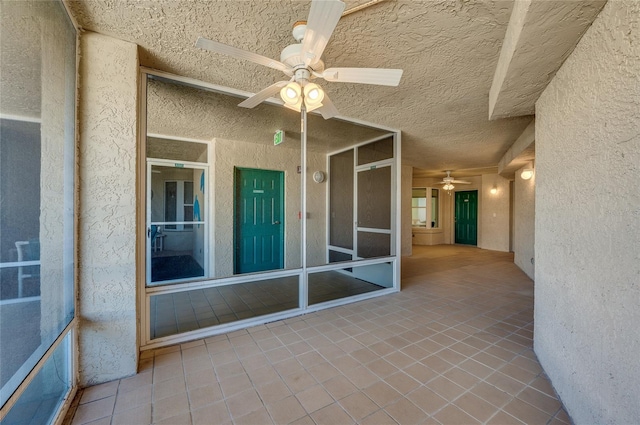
[196,37,292,75]
[301,0,345,66]
[451,180,472,184]
[322,67,403,86]
[238,81,288,109]
[316,93,340,119]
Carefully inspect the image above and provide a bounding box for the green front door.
[234,168,284,274]
[455,190,478,245]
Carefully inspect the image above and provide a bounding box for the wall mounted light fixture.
[521,169,534,180]
[490,186,498,194]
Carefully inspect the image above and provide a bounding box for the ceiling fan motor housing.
[281,43,324,73]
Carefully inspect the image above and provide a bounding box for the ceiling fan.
[195,0,403,119]
[436,171,472,191]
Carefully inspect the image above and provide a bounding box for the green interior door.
[455,190,478,245]
[234,168,284,274]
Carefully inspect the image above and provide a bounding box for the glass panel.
[431,189,439,228]
[1,333,71,425]
[357,167,391,229]
[328,250,352,263]
[1,0,75,409]
[357,232,391,258]
[184,181,193,205]
[146,137,208,163]
[412,188,427,227]
[329,150,354,249]
[164,181,177,228]
[357,136,393,165]
[308,262,393,305]
[150,276,299,339]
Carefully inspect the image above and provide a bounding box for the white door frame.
[146,158,209,286]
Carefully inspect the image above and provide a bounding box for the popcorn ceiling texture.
[535,1,640,423]
[77,33,139,386]
[65,0,534,171]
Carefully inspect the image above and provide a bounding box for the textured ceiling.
[64,0,538,174]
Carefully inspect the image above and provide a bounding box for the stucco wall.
[479,174,510,252]
[513,165,535,279]
[78,32,139,386]
[535,1,640,423]
[213,138,326,277]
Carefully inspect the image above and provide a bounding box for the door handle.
[273,221,281,225]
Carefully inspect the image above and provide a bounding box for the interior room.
[0,0,638,424]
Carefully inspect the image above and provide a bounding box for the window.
[412,187,440,229]
[0,0,76,422]
[164,180,193,230]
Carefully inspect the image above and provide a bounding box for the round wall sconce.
[313,171,326,183]
[490,187,498,194]
[521,169,534,180]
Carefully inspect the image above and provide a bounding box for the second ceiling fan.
[436,171,472,191]
[195,0,403,119]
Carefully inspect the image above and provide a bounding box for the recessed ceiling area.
[63,0,602,174]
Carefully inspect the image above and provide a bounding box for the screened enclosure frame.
[137,68,401,350]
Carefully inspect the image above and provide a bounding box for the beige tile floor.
[67,245,570,425]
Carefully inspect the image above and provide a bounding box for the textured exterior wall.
[213,138,326,277]
[78,32,139,386]
[479,174,510,252]
[401,165,412,256]
[535,2,640,423]
[513,165,535,279]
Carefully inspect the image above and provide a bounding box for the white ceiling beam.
[489,0,606,120]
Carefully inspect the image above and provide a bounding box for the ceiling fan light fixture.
[303,83,324,112]
[443,183,454,191]
[280,82,303,111]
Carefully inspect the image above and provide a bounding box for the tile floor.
[66,245,570,425]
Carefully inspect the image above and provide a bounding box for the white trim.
[307,256,395,274]
[139,69,150,349]
[0,260,39,269]
[356,227,392,234]
[300,106,308,310]
[146,157,208,168]
[147,133,211,144]
[394,132,402,289]
[0,114,41,123]
[326,245,353,255]
[0,296,40,306]
[150,221,205,226]
[355,158,393,172]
